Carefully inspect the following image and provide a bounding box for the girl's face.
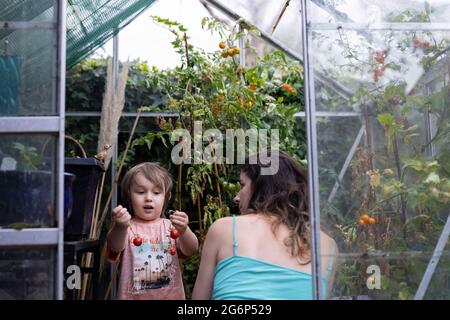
[130,173,166,222]
[233,172,252,212]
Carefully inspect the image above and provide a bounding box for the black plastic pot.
[64,158,103,241]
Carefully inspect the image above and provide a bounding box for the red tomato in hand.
[170,229,180,239]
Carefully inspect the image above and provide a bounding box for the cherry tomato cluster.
[373,67,385,82]
[239,97,254,110]
[358,214,376,226]
[168,244,177,256]
[168,226,179,255]
[374,50,386,64]
[219,41,240,58]
[280,83,295,94]
[387,96,401,105]
[372,49,388,82]
[212,95,224,114]
[413,37,430,49]
[212,105,222,114]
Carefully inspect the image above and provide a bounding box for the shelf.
[0,117,60,133]
[0,228,58,246]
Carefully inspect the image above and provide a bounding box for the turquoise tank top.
[212,215,334,300]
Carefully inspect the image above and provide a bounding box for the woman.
[192,151,338,299]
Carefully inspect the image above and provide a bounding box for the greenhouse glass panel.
[0,1,56,116]
[0,134,57,228]
[303,0,450,299]
[0,247,55,300]
[310,0,450,24]
[206,0,302,60]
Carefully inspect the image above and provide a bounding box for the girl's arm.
[106,205,131,255]
[192,220,223,299]
[170,211,199,257]
[106,223,129,254]
[177,226,199,257]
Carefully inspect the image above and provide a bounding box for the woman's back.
[212,214,337,299]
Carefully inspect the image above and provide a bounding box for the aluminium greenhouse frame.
[0,0,67,300]
[300,0,450,300]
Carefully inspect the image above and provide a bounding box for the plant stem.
[392,133,408,240]
[197,194,203,242]
[213,162,223,215]
[374,192,406,208]
[184,33,190,68]
[362,104,375,207]
[206,135,224,214]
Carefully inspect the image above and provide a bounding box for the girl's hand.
[170,210,189,234]
[112,205,131,229]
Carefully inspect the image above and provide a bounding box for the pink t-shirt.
[109,218,185,300]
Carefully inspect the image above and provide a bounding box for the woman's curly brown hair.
[240,150,310,264]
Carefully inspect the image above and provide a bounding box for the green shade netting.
[0,0,157,69]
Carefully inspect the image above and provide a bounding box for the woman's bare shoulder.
[206,216,233,238]
[236,212,270,222]
[208,214,260,239]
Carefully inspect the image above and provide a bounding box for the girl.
[106,162,198,299]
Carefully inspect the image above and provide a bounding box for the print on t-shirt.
[128,229,177,294]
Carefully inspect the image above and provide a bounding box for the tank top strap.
[232,215,238,256]
[325,241,336,276]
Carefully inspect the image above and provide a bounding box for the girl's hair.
[240,150,310,263]
[121,162,173,216]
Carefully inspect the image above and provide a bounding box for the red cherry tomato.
[170,229,180,239]
[169,248,177,255]
[133,237,143,246]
